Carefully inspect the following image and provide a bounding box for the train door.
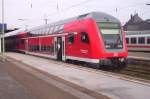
[54,36,66,61]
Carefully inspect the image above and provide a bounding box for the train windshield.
[97,22,123,49]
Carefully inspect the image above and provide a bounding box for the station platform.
[0,60,35,99]
[4,52,150,99]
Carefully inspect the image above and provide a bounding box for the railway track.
[68,61,150,81]
[64,60,150,81]
[119,64,150,80]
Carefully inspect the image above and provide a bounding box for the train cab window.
[131,37,137,44]
[126,38,129,44]
[147,37,150,44]
[81,32,89,43]
[138,37,145,44]
[68,33,74,44]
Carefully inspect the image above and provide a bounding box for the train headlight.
[120,58,124,62]
[105,45,110,48]
[117,45,123,48]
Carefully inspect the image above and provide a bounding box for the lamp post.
[1,0,5,60]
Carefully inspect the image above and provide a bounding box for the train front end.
[98,22,127,68]
[90,12,128,69]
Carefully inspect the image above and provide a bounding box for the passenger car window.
[68,33,74,44]
[131,37,136,44]
[138,37,145,44]
[147,37,150,44]
[81,32,89,43]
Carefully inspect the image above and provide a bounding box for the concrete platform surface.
[5,52,150,99]
[0,61,36,99]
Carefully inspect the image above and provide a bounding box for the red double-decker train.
[5,12,128,69]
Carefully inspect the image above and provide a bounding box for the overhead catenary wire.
[47,0,92,17]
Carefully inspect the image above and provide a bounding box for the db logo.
[114,53,118,57]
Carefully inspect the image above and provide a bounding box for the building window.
[138,37,145,44]
[68,33,74,44]
[81,32,89,43]
[131,37,137,44]
[126,38,129,44]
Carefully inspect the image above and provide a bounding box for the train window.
[41,46,43,51]
[42,28,45,35]
[34,30,37,35]
[30,31,33,37]
[138,37,145,44]
[81,32,89,43]
[52,26,56,33]
[126,38,129,44]
[147,37,150,44]
[131,37,137,44]
[35,45,39,51]
[21,39,24,44]
[43,27,46,35]
[48,27,52,34]
[59,25,64,32]
[30,31,33,36]
[46,27,50,34]
[51,26,55,34]
[45,28,48,35]
[55,25,60,33]
[38,29,41,35]
[53,26,57,33]
[39,29,42,35]
[68,33,74,44]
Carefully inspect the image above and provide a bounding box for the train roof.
[125,30,150,37]
[125,30,150,35]
[85,12,120,22]
[28,11,120,32]
[4,29,25,37]
[4,12,120,37]
[59,11,120,24]
[126,34,150,37]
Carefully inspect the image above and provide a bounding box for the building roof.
[123,13,150,31]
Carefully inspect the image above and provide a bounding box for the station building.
[123,13,150,32]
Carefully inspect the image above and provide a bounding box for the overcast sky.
[0,0,150,29]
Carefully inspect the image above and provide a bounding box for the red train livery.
[5,12,128,68]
